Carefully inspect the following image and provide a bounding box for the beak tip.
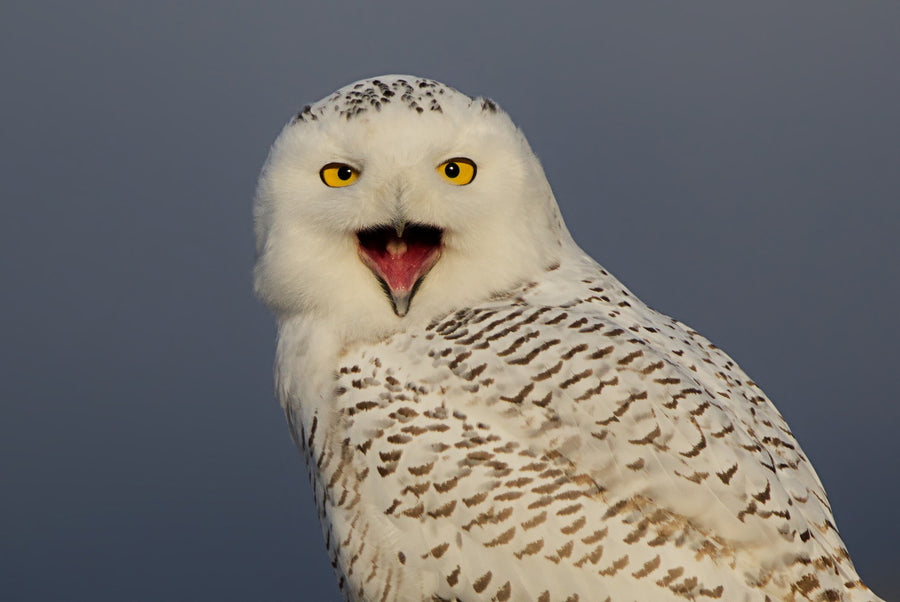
[391,292,411,317]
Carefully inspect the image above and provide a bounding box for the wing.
[317,278,873,601]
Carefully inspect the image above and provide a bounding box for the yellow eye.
[320,163,359,187]
[437,157,476,185]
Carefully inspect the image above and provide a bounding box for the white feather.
[255,75,882,601]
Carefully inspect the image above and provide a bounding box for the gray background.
[2,2,897,600]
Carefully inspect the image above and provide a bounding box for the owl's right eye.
[320,163,360,187]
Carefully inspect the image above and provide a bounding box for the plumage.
[254,75,882,601]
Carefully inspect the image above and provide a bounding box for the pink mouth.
[357,224,443,316]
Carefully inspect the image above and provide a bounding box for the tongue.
[374,237,433,291]
[357,226,442,297]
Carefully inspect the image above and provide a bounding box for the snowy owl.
[253,75,881,601]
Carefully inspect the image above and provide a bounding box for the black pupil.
[337,166,353,180]
[444,162,460,178]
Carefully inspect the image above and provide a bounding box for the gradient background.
[2,2,898,600]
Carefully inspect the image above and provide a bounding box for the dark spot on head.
[293,104,316,123]
[481,98,498,113]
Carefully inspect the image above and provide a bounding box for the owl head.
[253,75,572,340]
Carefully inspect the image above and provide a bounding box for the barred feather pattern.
[284,258,878,602]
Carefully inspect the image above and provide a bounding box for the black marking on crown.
[481,98,498,113]
[291,77,464,124]
[292,104,318,124]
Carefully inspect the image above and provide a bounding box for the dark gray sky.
[2,2,898,600]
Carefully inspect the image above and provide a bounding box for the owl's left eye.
[437,158,476,186]
[320,163,360,187]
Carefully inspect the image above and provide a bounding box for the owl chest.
[304,402,485,601]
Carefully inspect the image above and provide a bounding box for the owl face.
[253,76,566,338]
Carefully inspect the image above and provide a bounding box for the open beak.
[356,223,443,317]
